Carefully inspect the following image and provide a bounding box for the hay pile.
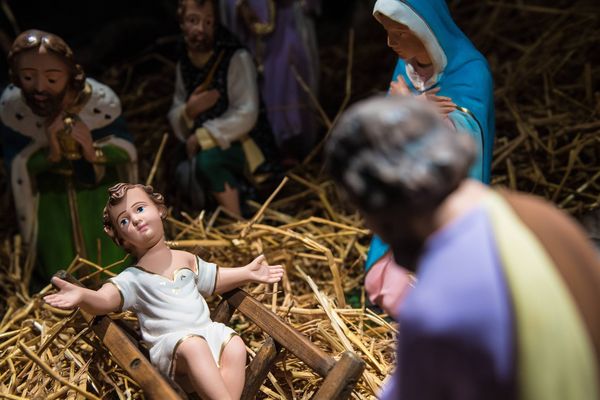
[1,0,599,399]
[454,0,600,214]
[0,171,395,399]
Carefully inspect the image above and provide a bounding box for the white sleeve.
[108,269,137,312]
[195,256,218,297]
[203,49,259,149]
[167,64,191,142]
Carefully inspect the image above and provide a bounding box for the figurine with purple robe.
[219,0,320,161]
[326,96,600,400]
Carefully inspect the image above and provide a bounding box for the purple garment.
[381,206,516,400]
[220,0,318,152]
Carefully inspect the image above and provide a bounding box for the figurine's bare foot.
[213,183,242,219]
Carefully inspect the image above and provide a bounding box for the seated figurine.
[168,0,278,217]
[44,183,284,399]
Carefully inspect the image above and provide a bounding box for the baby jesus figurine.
[44,182,284,399]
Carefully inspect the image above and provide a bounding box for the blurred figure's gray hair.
[325,96,476,214]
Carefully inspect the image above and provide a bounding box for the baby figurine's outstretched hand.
[247,255,284,284]
[44,277,83,310]
[44,276,121,316]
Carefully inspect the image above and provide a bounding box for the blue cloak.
[367,0,495,270]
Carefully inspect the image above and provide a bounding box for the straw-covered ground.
[1,0,599,398]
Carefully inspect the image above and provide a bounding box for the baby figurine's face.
[109,187,165,253]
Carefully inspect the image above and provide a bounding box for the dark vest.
[179,27,278,162]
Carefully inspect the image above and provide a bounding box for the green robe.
[28,142,132,278]
[1,79,138,279]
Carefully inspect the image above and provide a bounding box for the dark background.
[1,0,599,231]
[0,0,390,104]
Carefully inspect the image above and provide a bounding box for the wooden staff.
[65,173,87,260]
[57,115,88,260]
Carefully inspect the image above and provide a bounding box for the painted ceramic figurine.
[0,30,137,279]
[168,0,277,217]
[45,183,284,399]
[326,96,600,400]
[365,0,496,315]
[219,0,320,162]
[374,0,494,179]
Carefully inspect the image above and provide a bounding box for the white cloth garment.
[167,49,259,149]
[109,256,237,378]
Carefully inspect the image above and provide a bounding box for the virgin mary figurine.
[365,0,495,316]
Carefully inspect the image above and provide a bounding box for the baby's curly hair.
[102,183,166,250]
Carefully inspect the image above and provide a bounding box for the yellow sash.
[483,192,598,400]
[195,128,265,174]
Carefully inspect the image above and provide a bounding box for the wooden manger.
[54,270,365,400]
